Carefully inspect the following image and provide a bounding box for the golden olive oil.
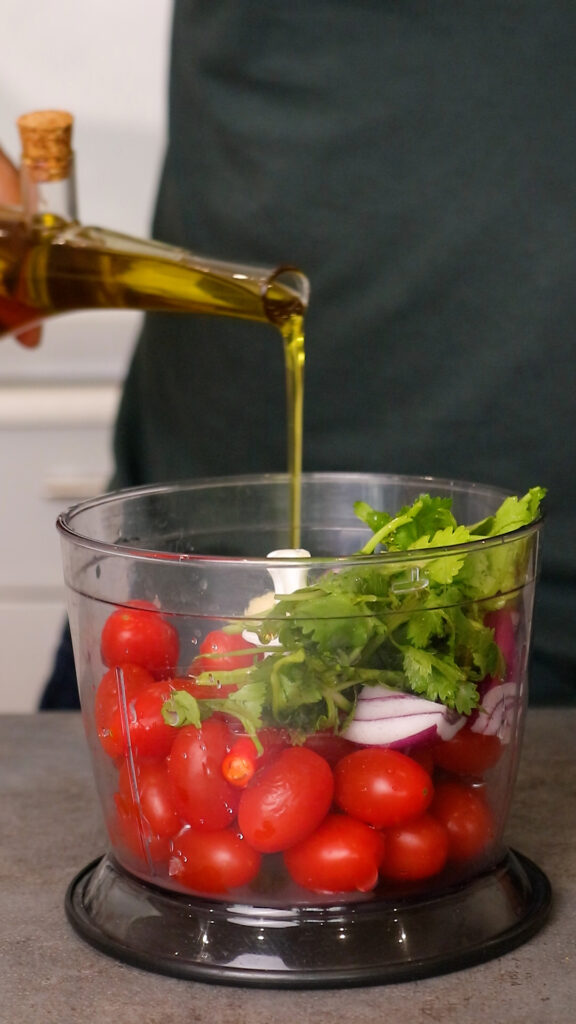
[0,210,308,544]
[280,314,305,549]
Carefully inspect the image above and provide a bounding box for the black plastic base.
[65,850,551,989]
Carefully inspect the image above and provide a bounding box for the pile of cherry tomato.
[93,602,503,898]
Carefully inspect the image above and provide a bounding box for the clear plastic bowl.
[58,473,548,984]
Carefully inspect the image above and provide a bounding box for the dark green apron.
[113,0,576,701]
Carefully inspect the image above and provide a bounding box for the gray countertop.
[2,709,575,1024]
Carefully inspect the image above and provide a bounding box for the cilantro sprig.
[163,486,545,740]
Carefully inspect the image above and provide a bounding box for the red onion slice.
[342,685,465,748]
[470,681,518,744]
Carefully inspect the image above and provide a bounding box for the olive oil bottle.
[0,111,308,544]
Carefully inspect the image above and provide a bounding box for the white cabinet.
[0,377,122,711]
[0,311,138,712]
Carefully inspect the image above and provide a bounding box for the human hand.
[0,146,41,346]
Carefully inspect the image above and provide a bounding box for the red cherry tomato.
[334,748,434,828]
[127,680,179,759]
[432,725,502,777]
[191,630,261,674]
[303,731,358,768]
[117,759,182,838]
[94,663,155,758]
[167,718,240,830]
[238,746,334,853]
[101,600,179,679]
[431,780,496,862]
[403,743,436,776]
[381,813,449,881]
[169,826,261,894]
[284,814,384,894]
[109,793,172,868]
[253,727,291,768]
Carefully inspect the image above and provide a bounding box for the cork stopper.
[17,110,73,183]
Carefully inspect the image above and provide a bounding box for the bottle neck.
[20,154,77,224]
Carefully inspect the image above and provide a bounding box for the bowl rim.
[56,471,544,567]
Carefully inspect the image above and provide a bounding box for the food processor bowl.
[58,473,550,986]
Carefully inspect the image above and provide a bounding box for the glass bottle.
[0,110,309,544]
[0,110,309,340]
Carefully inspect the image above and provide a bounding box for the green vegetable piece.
[162,485,545,737]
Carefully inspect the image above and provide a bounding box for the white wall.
[1,0,172,232]
[0,0,174,710]
[1,0,173,379]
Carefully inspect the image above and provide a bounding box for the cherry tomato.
[284,814,384,894]
[109,793,172,868]
[127,680,179,759]
[167,718,240,830]
[94,663,155,758]
[381,813,449,881]
[431,780,496,862]
[432,725,502,777]
[334,748,434,828]
[303,731,358,768]
[101,600,179,679]
[253,727,291,768]
[169,826,261,894]
[403,743,436,776]
[191,630,261,674]
[117,759,182,837]
[238,746,334,853]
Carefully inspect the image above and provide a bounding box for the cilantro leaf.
[353,501,391,534]
[360,494,456,554]
[400,646,479,714]
[470,486,546,538]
